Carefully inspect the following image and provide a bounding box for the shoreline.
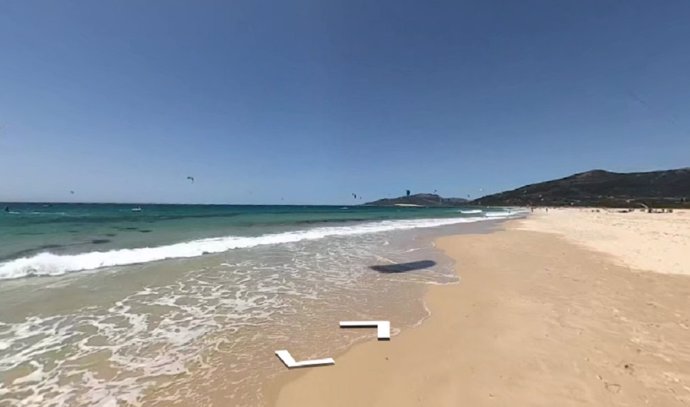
[267,210,690,406]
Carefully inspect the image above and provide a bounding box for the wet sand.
[269,211,690,406]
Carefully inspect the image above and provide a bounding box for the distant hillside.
[364,193,468,207]
[473,168,690,208]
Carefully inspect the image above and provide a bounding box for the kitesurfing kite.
[186,176,195,183]
[352,193,357,199]
[406,189,411,197]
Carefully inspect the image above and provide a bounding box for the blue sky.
[1,0,689,204]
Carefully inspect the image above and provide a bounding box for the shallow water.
[0,204,521,406]
[0,204,513,280]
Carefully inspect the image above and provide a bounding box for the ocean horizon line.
[0,201,490,207]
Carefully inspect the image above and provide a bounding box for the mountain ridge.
[472,168,690,208]
[364,193,469,207]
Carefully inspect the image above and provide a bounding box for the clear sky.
[1,0,689,204]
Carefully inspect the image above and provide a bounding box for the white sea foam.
[458,209,482,214]
[0,214,516,280]
[484,210,519,217]
[0,217,481,406]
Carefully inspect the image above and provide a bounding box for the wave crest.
[0,214,516,280]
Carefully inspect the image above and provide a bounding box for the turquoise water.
[0,203,508,280]
[0,202,521,406]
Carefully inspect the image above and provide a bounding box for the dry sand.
[269,209,690,406]
[516,208,690,276]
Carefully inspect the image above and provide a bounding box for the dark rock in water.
[138,229,152,233]
[91,239,111,244]
[472,168,690,208]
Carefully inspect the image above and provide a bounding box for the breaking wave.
[0,214,515,280]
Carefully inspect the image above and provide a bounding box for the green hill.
[473,168,690,208]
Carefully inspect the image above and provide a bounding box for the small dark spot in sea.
[39,244,63,250]
[104,233,117,237]
[139,229,152,233]
[91,239,111,244]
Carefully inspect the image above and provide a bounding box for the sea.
[0,203,522,406]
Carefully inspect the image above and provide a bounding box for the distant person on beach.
[4,206,9,213]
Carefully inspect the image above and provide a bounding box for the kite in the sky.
[186,176,195,183]
[70,190,75,194]
[352,193,357,199]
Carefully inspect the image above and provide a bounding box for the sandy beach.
[269,209,690,406]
